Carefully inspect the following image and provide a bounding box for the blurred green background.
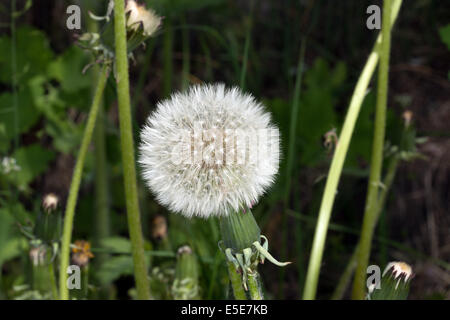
[0,0,449,299]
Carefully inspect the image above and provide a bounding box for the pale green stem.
[302,0,402,300]
[227,262,247,300]
[332,156,399,300]
[352,0,395,300]
[58,65,109,300]
[247,272,264,300]
[113,0,151,300]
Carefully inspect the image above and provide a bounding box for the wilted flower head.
[125,0,161,37]
[71,240,94,267]
[139,84,280,218]
[152,215,168,240]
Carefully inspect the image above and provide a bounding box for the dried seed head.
[139,84,280,218]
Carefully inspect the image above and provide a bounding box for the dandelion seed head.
[139,84,280,218]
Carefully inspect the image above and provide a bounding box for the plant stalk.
[227,262,247,300]
[248,272,264,300]
[331,155,399,299]
[302,0,402,300]
[113,0,151,300]
[352,0,394,300]
[59,64,109,300]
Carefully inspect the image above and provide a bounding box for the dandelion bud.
[125,0,161,37]
[402,110,413,127]
[369,261,413,300]
[172,245,200,300]
[42,193,59,213]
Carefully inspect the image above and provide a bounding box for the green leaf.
[0,208,27,267]
[297,59,342,165]
[0,87,41,147]
[96,256,135,285]
[0,26,53,84]
[438,24,450,50]
[10,144,55,187]
[100,237,132,253]
[47,46,92,93]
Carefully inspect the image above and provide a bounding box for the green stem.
[86,0,110,274]
[163,17,173,97]
[59,65,109,300]
[282,38,306,298]
[227,262,247,300]
[239,0,254,90]
[113,0,151,300]
[352,0,394,300]
[48,261,58,299]
[302,0,402,300]
[247,272,264,300]
[181,15,190,91]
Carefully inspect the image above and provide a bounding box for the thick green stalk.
[247,272,264,300]
[227,262,247,300]
[332,156,399,300]
[113,0,151,300]
[352,0,394,300]
[48,262,58,299]
[59,65,109,300]
[302,0,402,300]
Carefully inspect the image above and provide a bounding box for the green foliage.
[438,24,450,50]
[0,26,53,84]
[47,47,92,93]
[10,144,55,188]
[0,208,25,267]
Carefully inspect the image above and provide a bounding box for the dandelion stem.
[113,0,151,300]
[248,272,264,300]
[59,64,109,300]
[352,1,395,296]
[352,0,395,300]
[227,262,247,300]
[331,156,399,300]
[48,261,58,299]
[302,0,402,300]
